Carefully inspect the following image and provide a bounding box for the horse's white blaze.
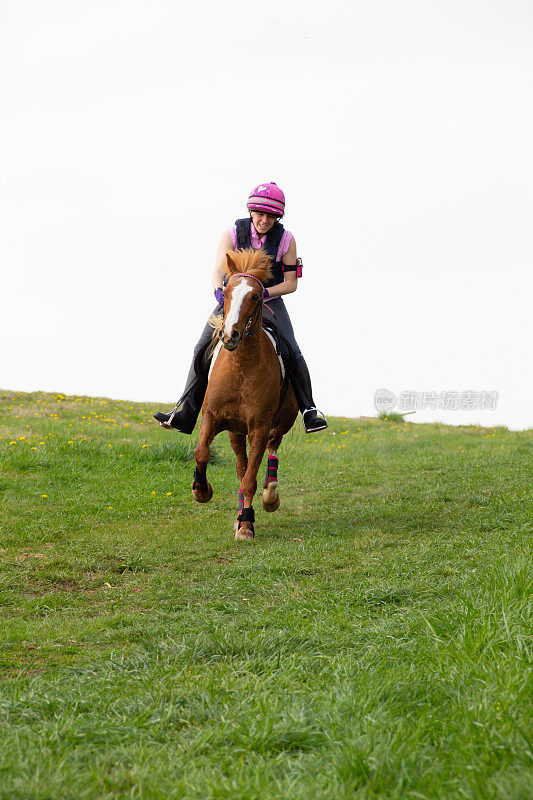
[224,279,252,337]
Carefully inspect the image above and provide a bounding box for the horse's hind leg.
[262,389,298,513]
[262,430,283,513]
[192,413,216,503]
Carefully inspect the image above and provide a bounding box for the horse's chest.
[207,345,279,422]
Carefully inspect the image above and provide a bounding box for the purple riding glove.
[263,288,270,299]
[214,288,224,306]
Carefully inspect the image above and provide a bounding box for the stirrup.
[153,401,197,434]
[153,405,179,429]
[302,407,328,433]
[153,410,172,428]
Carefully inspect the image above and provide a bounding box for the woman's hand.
[265,272,298,298]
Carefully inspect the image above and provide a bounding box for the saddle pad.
[208,342,222,381]
[208,335,285,381]
[264,330,285,379]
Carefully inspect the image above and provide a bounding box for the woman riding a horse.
[154,182,327,435]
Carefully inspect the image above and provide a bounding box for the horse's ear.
[226,252,238,274]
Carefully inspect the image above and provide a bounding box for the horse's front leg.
[192,412,217,503]
[235,425,270,541]
[229,432,248,523]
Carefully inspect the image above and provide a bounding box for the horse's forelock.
[228,248,273,284]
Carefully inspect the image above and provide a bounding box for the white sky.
[1,0,532,428]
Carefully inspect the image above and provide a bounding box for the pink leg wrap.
[263,455,278,488]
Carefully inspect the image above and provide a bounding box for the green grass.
[378,412,406,423]
[0,389,531,799]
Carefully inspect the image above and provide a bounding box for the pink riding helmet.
[247,182,285,217]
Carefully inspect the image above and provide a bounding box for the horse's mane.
[208,248,272,347]
[208,313,224,345]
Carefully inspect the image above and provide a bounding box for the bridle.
[225,272,265,338]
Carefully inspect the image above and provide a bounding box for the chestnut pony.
[192,248,298,540]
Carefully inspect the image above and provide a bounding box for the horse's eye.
[252,294,259,302]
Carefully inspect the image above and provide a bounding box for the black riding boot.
[153,376,207,434]
[153,337,213,434]
[290,356,327,433]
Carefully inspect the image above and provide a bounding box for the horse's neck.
[232,328,265,363]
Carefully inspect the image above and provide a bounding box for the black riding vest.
[235,218,285,289]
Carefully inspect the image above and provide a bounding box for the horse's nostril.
[231,330,239,340]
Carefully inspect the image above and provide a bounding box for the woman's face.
[250,211,278,236]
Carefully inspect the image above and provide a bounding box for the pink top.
[228,222,293,265]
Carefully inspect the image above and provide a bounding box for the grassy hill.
[1,390,531,799]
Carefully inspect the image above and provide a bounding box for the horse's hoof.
[262,481,280,512]
[234,521,254,541]
[192,482,213,503]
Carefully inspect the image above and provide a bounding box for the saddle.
[261,317,294,373]
[261,317,295,410]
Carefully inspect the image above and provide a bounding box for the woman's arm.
[212,230,233,291]
[266,236,299,298]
